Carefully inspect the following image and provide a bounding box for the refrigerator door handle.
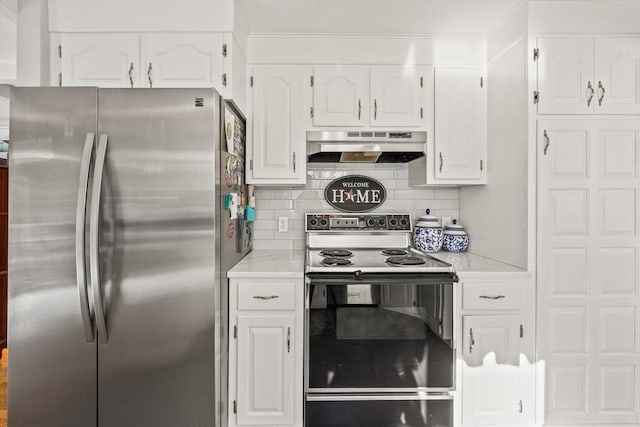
[90,133,109,344]
[76,132,96,342]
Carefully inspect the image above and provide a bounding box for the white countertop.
[227,249,305,279]
[427,251,528,275]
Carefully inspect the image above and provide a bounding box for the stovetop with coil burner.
[305,213,455,274]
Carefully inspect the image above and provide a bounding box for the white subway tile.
[257,199,294,210]
[434,189,460,200]
[252,219,277,230]
[253,229,275,240]
[253,240,294,250]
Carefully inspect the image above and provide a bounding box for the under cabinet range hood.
[307,130,426,163]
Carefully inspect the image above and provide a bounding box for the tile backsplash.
[252,163,460,250]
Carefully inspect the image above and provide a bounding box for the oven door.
[305,273,457,394]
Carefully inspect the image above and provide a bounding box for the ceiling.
[237,0,522,36]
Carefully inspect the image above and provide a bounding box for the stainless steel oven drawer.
[237,281,296,311]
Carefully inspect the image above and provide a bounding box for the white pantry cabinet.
[247,66,308,185]
[459,278,531,426]
[537,37,640,114]
[537,118,640,425]
[55,32,227,93]
[228,278,304,427]
[409,66,486,186]
[311,65,430,128]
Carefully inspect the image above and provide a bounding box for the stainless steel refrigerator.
[8,87,251,426]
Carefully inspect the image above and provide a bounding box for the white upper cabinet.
[142,33,223,88]
[537,37,640,115]
[537,38,594,114]
[595,38,640,114]
[56,32,230,95]
[312,66,368,127]
[434,67,486,182]
[370,66,426,127]
[312,65,429,128]
[248,66,307,185]
[59,33,141,88]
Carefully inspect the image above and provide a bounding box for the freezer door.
[8,87,98,426]
[96,89,218,427]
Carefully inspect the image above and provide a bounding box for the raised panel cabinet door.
[236,314,295,426]
[313,66,368,126]
[461,315,521,426]
[370,66,428,127]
[434,67,486,181]
[595,37,640,114]
[537,37,595,114]
[60,33,140,88]
[143,33,224,90]
[538,118,640,425]
[250,67,306,183]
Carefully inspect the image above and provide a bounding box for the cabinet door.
[249,67,306,184]
[313,66,368,126]
[462,315,521,425]
[236,314,295,426]
[143,33,223,90]
[370,66,427,127]
[60,33,140,88]
[434,67,486,181]
[595,37,640,114]
[537,37,595,114]
[538,118,640,425]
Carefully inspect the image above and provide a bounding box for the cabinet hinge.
[533,91,539,104]
[533,48,539,61]
[420,76,423,88]
[310,106,314,118]
[222,73,228,87]
[233,400,237,414]
[249,159,253,171]
[250,76,254,87]
[58,72,62,87]
[519,399,523,413]
[420,107,423,119]
[310,75,314,87]
[233,325,237,339]
[222,43,228,58]
[58,44,62,59]
[520,324,524,338]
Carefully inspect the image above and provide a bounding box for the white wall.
[253,163,460,250]
[459,1,529,269]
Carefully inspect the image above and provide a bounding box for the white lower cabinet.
[461,315,521,425]
[459,278,532,427]
[229,278,303,427]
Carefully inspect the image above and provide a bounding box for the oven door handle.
[307,272,458,286]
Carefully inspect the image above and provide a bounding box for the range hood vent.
[307,130,426,163]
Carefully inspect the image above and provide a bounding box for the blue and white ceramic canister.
[442,220,469,252]
[413,209,443,253]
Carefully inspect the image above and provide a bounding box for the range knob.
[389,218,398,226]
[320,218,328,227]
[378,218,386,226]
[400,218,408,227]
[367,218,376,227]
[310,218,318,227]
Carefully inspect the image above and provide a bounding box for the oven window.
[306,398,453,427]
[308,282,454,390]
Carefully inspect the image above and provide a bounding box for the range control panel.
[305,213,412,231]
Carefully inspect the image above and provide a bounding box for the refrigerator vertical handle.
[76,132,96,343]
[90,133,109,344]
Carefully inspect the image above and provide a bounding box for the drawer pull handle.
[287,327,291,353]
[469,328,475,353]
[479,295,506,300]
[253,295,279,300]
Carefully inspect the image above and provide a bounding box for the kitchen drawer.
[237,281,296,311]
[463,283,520,310]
